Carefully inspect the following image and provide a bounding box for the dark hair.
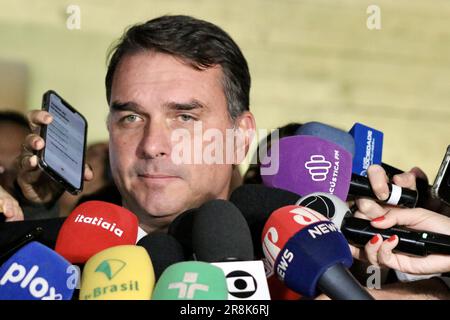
[105,15,250,120]
[0,111,30,131]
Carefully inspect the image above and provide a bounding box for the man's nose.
[137,118,172,159]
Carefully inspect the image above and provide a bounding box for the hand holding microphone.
[354,164,423,220]
[353,164,450,273]
[362,207,450,275]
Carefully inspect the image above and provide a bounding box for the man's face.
[108,51,236,232]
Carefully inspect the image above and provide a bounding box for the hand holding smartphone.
[38,90,88,195]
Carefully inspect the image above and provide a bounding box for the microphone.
[211,260,270,300]
[229,184,300,259]
[348,122,383,176]
[79,245,154,300]
[55,201,139,263]
[261,135,418,207]
[297,192,450,256]
[262,205,374,300]
[168,208,197,259]
[137,233,185,280]
[350,122,429,207]
[192,199,254,262]
[228,185,302,300]
[169,199,271,300]
[299,121,428,206]
[152,261,228,300]
[296,121,355,156]
[0,241,74,300]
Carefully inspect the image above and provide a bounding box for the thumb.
[409,167,429,184]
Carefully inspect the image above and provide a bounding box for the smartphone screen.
[40,91,87,194]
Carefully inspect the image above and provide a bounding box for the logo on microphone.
[305,155,332,181]
[74,214,124,238]
[226,270,257,299]
[81,260,140,299]
[297,195,336,220]
[95,259,126,280]
[0,263,63,300]
[262,227,281,268]
[168,272,209,299]
[276,249,294,281]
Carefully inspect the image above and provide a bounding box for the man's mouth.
[138,173,179,179]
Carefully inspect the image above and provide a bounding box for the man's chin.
[133,199,188,225]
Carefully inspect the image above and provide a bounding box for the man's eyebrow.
[110,101,142,113]
[164,100,206,111]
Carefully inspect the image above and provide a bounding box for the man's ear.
[233,111,256,165]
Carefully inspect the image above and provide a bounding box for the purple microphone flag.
[261,135,352,201]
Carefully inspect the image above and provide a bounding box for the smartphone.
[38,90,88,195]
[431,145,450,206]
[0,227,43,265]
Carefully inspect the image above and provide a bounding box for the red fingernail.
[388,235,397,242]
[370,235,379,244]
[372,216,385,222]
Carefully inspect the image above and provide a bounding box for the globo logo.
[0,262,63,300]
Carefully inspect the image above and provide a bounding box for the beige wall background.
[0,0,449,179]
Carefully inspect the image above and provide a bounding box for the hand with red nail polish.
[365,207,450,275]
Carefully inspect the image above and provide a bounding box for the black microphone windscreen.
[137,232,185,280]
[167,208,197,257]
[192,199,254,262]
[229,184,300,258]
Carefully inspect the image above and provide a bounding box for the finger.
[84,164,94,181]
[24,133,45,152]
[409,167,429,184]
[349,244,365,261]
[364,234,383,267]
[377,235,400,269]
[1,198,15,219]
[27,110,52,133]
[354,197,389,220]
[371,207,427,229]
[371,207,450,235]
[392,172,417,190]
[0,199,11,219]
[19,154,39,174]
[314,294,331,300]
[5,201,24,222]
[367,164,390,201]
[0,166,4,174]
